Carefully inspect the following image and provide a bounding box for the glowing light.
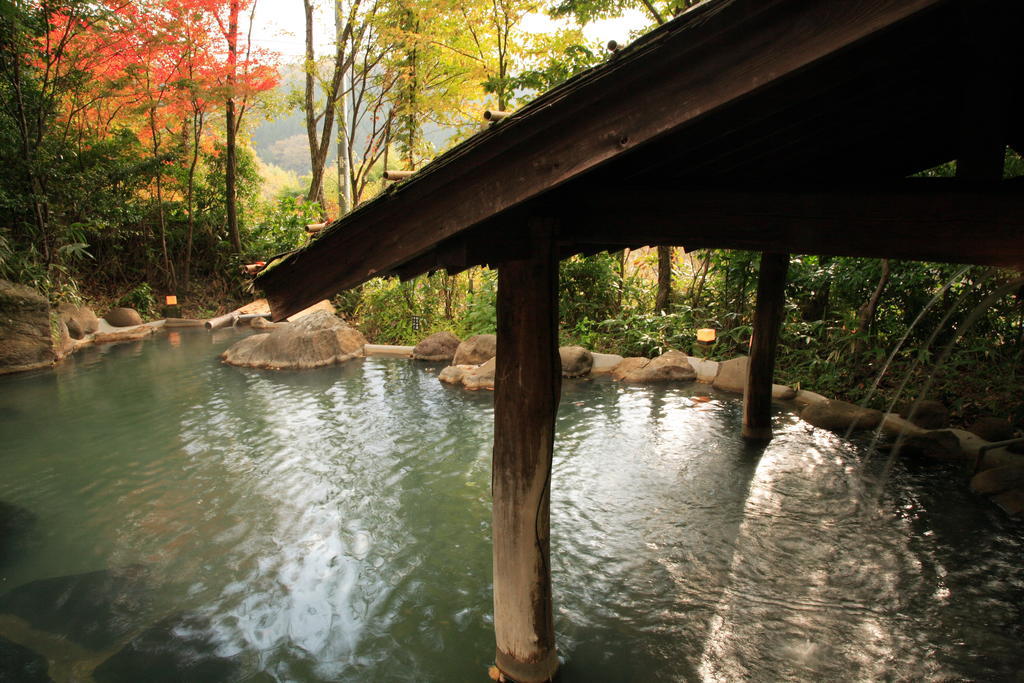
[165,295,178,305]
[697,328,716,343]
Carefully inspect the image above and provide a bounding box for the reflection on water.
[0,330,1021,681]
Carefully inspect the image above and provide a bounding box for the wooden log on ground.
[743,252,790,441]
[491,219,560,683]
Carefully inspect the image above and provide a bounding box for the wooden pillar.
[742,252,789,441]
[492,220,560,683]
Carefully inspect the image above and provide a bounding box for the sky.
[249,0,651,62]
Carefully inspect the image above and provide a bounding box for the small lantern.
[165,295,178,306]
[696,328,716,343]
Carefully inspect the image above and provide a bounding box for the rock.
[0,280,55,375]
[794,390,830,408]
[56,302,99,339]
[104,307,143,327]
[559,346,593,378]
[0,635,52,683]
[772,384,797,400]
[220,311,366,370]
[287,298,335,322]
[970,466,1024,496]
[878,413,927,440]
[0,566,150,651]
[590,353,624,374]
[413,331,461,362]
[712,356,748,393]
[438,365,470,385]
[452,334,496,366]
[800,399,883,432]
[54,319,75,359]
[463,357,496,390]
[250,316,284,330]
[686,357,719,383]
[617,350,696,383]
[893,430,965,460]
[93,613,240,683]
[610,357,650,380]
[0,500,36,561]
[967,416,1016,443]
[93,325,159,344]
[899,399,949,430]
[990,489,1024,517]
[977,448,1024,471]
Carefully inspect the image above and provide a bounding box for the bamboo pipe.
[483,109,510,121]
[383,170,413,181]
[305,222,327,234]
[205,312,239,330]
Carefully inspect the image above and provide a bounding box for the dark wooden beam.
[491,220,560,683]
[743,252,789,441]
[258,0,947,319]
[559,182,1024,268]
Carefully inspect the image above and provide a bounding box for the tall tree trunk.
[336,0,352,215]
[225,0,242,254]
[853,258,891,353]
[655,245,672,312]
[148,106,174,289]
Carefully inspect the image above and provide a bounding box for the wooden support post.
[742,252,789,441]
[492,220,560,683]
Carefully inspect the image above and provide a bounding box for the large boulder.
[438,365,470,385]
[0,280,55,374]
[57,302,99,339]
[559,346,593,378]
[452,334,496,366]
[801,399,883,432]
[990,489,1024,517]
[463,357,496,390]
[220,310,366,370]
[104,307,143,327]
[617,350,696,383]
[413,331,461,362]
[899,399,949,430]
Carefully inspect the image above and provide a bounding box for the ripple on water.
[0,333,1022,681]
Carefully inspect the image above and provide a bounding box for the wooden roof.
[259,0,1024,320]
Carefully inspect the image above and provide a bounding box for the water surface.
[0,330,1021,681]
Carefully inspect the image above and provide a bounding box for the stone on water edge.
[438,365,470,385]
[463,357,496,390]
[92,325,158,344]
[413,331,461,362]
[104,307,143,327]
[220,310,366,370]
[967,417,1023,453]
[800,399,883,432]
[0,280,55,375]
[57,302,99,339]
[970,466,1024,496]
[559,345,593,378]
[990,489,1024,517]
[590,352,624,374]
[878,413,927,440]
[452,334,496,366]
[711,356,748,393]
[0,635,51,683]
[899,399,949,430]
[686,356,719,383]
[617,350,696,383]
[892,430,965,460]
[610,357,649,380]
[794,390,830,408]
[771,384,797,400]
[250,316,284,330]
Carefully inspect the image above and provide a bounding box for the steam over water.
[0,329,1021,681]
